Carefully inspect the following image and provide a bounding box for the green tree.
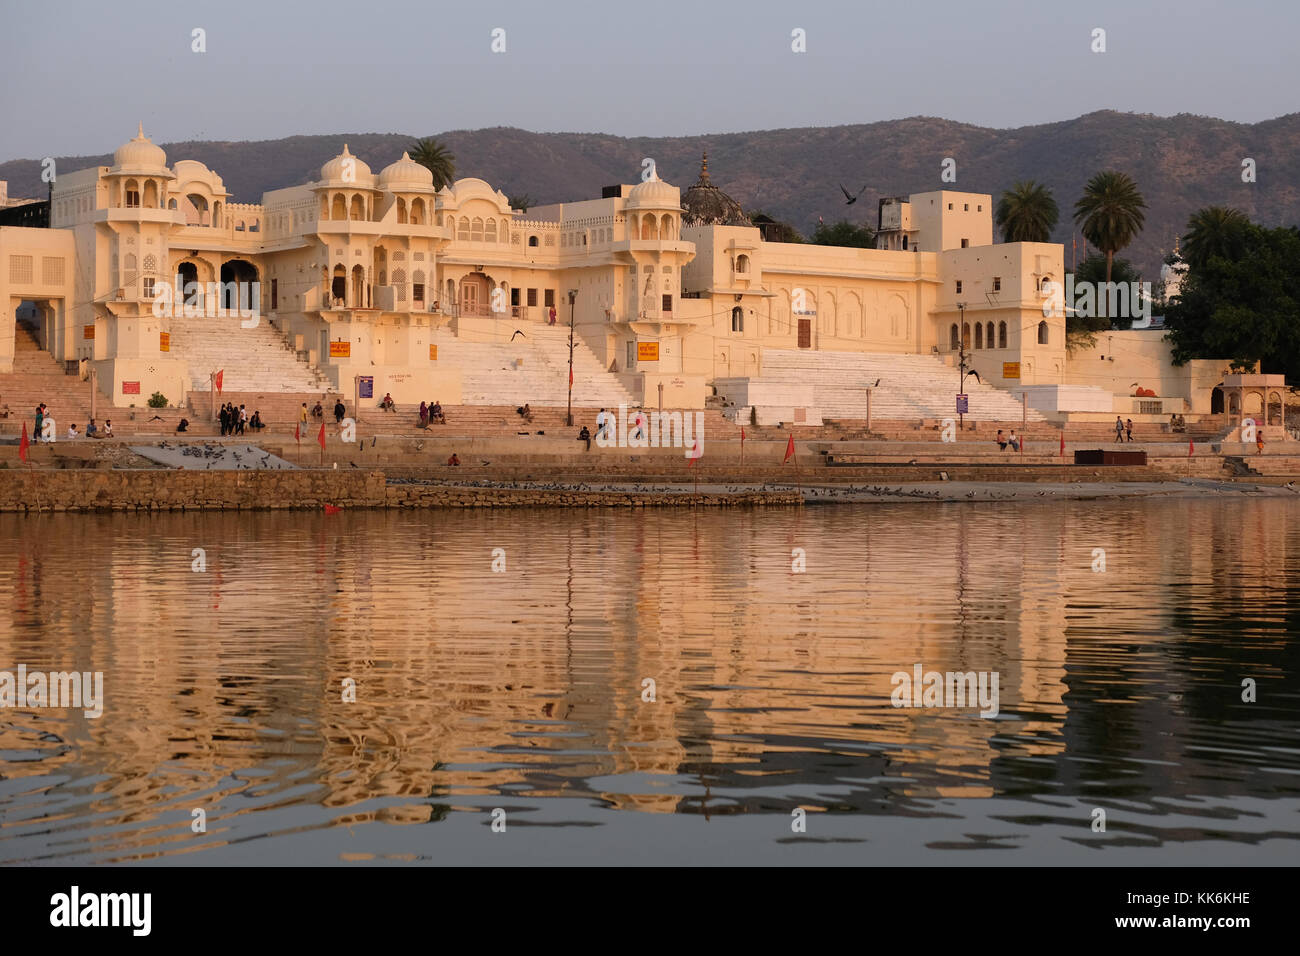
[408,137,456,189]
[1073,171,1147,290]
[1181,206,1250,270]
[1165,223,1300,380]
[810,220,875,248]
[1067,253,1144,335]
[507,193,533,213]
[995,180,1059,243]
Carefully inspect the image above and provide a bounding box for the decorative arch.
[950,323,960,350]
[1037,320,1049,345]
[998,321,1008,349]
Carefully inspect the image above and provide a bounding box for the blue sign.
[956,394,969,414]
[359,376,374,399]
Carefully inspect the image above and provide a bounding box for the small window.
[998,321,1008,348]
[992,277,1001,292]
[902,236,908,250]
[142,277,155,298]
[527,288,538,307]
[977,205,982,212]
[413,282,424,302]
[662,294,672,312]
[731,306,744,332]
[510,288,520,306]
[126,190,140,208]
[544,289,555,307]
[736,254,750,274]
[270,279,278,309]
[528,235,539,247]
[1037,320,1049,345]
[947,203,953,210]
[960,238,969,248]
[963,203,969,211]
[955,280,962,294]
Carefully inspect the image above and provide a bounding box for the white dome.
[626,172,679,209]
[112,123,168,171]
[319,144,373,185]
[379,151,434,189]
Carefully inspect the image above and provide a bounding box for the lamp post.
[566,289,577,426]
[957,301,969,431]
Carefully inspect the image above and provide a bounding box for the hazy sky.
[1,0,1296,161]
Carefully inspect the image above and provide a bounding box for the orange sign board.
[1002,362,1021,380]
[637,342,660,361]
[83,325,95,340]
[159,332,170,352]
[429,344,438,360]
[330,340,351,358]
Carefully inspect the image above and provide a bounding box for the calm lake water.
[1,499,1297,865]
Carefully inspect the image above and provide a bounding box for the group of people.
[218,402,263,436]
[1115,416,1136,443]
[30,403,115,441]
[516,403,533,423]
[995,429,1020,452]
[419,401,446,427]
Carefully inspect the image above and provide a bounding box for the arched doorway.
[332,266,347,307]
[220,259,259,314]
[1211,387,1224,414]
[351,265,367,309]
[459,273,490,316]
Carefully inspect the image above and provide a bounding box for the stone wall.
[0,469,802,513]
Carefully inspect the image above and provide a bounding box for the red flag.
[215,370,223,394]
[323,504,341,515]
[740,426,746,443]
[19,422,29,463]
[295,422,301,442]
[1188,440,1194,457]
[686,439,702,467]
[317,422,326,449]
[783,433,795,464]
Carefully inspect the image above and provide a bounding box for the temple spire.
[698,151,711,184]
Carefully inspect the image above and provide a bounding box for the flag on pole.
[740,426,746,443]
[19,422,29,463]
[1188,440,1194,457]
[783,433,795,464]
[215,370,224,394]
[1059,432,1065,457]
[317,422,326,449]
[686,439,702,467]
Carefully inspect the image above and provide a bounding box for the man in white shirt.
[67,424,79,440]
[595,408,609,441]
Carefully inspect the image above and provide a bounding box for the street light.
[565,289,577,426]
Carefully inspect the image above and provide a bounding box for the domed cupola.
[319,144,374,186]
[626,170,680,210]
[111,123,170,175]
[379,151,435,190]
[681,153,751,226]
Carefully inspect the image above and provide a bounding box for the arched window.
[528,235,538,247]
[736,254,750,274]
[168,198,178,210]
[975,323,983,349]
[731,306,744,332]
[458,217,470,241]
[901,235,908,250]
[320,195,329,219]
[986,322,994,348]
[1037,320,1049,345]
[998,321,1008,349]
[393,267,407,302]
[484,218,497,243]
[962,322,971,349]
[332,194,345,220]
[143,181,159,207]
[640,217,657,240]
[471,217,484,241]
[124,179,140,208]
[396,198,407,224]
[410,198,424,225]
[661,214,674,239]
[349,195,364,221]
[950,323,960,350]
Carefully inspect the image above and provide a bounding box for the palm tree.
[1182,206,1250,268]
[995,180,1059,243]
[1073,171,1147,285]
[408,137,456,189]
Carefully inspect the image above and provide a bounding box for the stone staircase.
[431,325,636,407]
[746,349,1047,422]
[167,312,330,392]
[0,321,94,433]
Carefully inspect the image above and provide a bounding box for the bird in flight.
[839,183,867,205]
[511,329,527,340]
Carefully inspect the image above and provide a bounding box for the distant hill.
[4,111,1297,278]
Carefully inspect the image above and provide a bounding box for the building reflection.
[0,499,1297,859]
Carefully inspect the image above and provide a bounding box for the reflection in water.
[0,500,1297,863]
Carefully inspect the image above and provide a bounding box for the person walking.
[1125,418,1134,443]
[595,408,609,442]
[238,404,248,435]
[419,401,429,428]
[1115,416,1125,443]
[34,404,45,442]
[299,402,310,432]
[218,403,229,436]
